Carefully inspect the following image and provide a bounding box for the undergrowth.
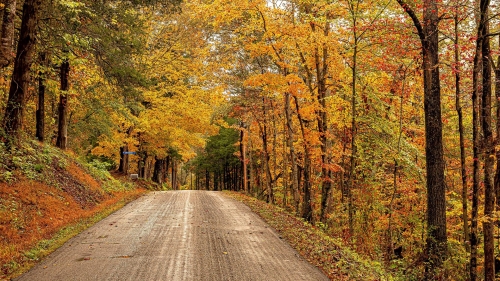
[224,191,395,281]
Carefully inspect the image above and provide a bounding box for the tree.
[56,58,70,149]
[0,0,16,67]
[476,0,493,278]
[2,0,43,144]
[395,0,447,277]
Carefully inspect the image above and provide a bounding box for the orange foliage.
[66,163,102,193]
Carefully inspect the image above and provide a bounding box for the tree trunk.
[479,2,494,279]
[347,41,358,240]
[454,11,469,255]
[56,59,70,149]
[470,40,481,281]
[240,127,248,193]
[260,98,274,204]
[315,29,332,224]
[422,4,447,276]
[36,53,46,142]
[495,35,500,210]
[138,152,147,178]
[344,4,360,239]
[172,160,177,190]
[205,168,209,190]
[293,96,312,222]
[118,145,129,174]
[0,0,16,67]
[396,0,447,277]
[285,91,299,213]
[387,66,407,260]
[152,157,166,185]
[2,0,42,144]
[248,133,255,194]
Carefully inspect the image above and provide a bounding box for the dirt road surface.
[16,191,329,281]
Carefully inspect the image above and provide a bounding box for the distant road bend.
[16,191,329,281]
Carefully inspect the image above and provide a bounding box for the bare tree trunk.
[495,35,500,210]
[36,53,46,142]
[56,59,69,149]
[387,66,407,260]
[153,157,166,185]
[396,0,447,277]
[260,97,274,204]
[240,126,248,193]
[454,11,469,255]
[316,38,332,224]
[172,160,178,190]
[3,0,42,144]
[470,45,481,281]
[285,91,299,214]
[347,41,358,240]
[205,168,209,190]
[118,145,128,173]
[470,16,482,281]
[0,0,16,67]
[293,96,312,222]
[248,131,255,194]
[479,2,494,279]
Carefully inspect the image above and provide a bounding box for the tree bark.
[495,35,500,211]
[315,25,332,224]
[293,96,312,222]
[395,0,447,277]
[470,37,481,281]
[453,11,469,255]
[260,97,274,204]
[36,53,46,142]
[152,157,166,185]
[285,90,299,214]
[479,1,494,279]
[422,2,447,275]
[118,145,128,173]
[240,126,248,193]
[2,0,42,144]
[205,168,209,190]
[0,0,16,67]
[56,59,70,149]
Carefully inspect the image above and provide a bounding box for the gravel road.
[16,190,329,281]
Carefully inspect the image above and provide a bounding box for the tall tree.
[2,0,43,144]
[35,53,47,142]
[56,58,70,149]
[477,0,493,278]
[452,2,468,255]
[395,0,447,277]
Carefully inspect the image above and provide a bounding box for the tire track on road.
[16,191,329,281]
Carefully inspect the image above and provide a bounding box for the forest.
[0,0,499,280]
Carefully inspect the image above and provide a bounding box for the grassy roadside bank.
[0,140,150,280]
[1,188,145,280]
[224,191,393,281]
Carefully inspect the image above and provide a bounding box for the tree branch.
[395,0,425,42]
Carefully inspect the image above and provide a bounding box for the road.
[16,191,329,281]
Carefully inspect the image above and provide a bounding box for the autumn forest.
[1,0,500,279]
